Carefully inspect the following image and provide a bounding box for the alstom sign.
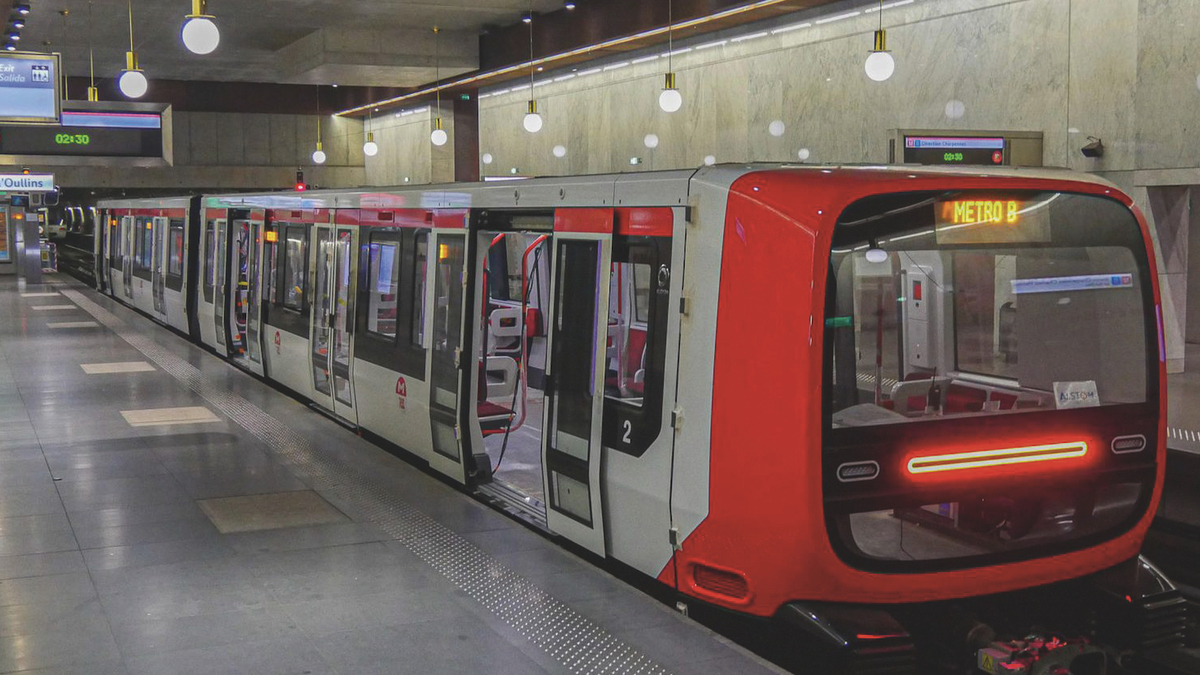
[0,174,54,192]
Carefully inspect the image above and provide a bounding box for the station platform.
[0,276,784,675]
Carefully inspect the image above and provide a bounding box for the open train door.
[541,209,614,556]
[426,223,471,483]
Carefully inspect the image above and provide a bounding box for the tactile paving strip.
[62,288,672,675]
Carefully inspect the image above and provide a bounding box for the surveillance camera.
[1081,137,1105,159]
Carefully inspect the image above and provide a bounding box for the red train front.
[669,167,1178,673]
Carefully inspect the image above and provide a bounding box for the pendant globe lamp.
[118,0,148,98]
[658,0,682,113]
[864,0,895,82]
[181,0,220,55]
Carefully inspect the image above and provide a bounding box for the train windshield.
[823,190,1158,570]
[827,191,1153,427]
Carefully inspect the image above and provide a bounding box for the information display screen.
[0,52,60,124]
[0,111,163,158]
[904,136,1005,165]
[0,211,8,263]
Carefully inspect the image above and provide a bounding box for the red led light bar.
[907,441,1088,475]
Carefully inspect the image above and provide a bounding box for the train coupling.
[976,635,1108,675]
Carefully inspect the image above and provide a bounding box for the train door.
[94,210,107,292]
[123,216,137,300]
[227,218,265,376]
[151,216,168,321]
[426,229,470,482]
[541,228,613,556]
[309,224,359,424]
[213,219,229,353]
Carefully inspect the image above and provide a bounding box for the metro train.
[93,165,1185,674]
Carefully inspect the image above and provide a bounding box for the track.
[53,233,95,287]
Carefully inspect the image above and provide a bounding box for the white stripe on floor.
[81,361,156,375]
[120,406,220,427]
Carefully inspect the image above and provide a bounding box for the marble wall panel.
[1136,0,1200,170]
[217,113,245,166]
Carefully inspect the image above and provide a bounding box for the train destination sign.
[0,173,54,192]
[0,52,61,124]
[904,136,1005,165]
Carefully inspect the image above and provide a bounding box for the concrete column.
[454,94,480,183]
[18,214,42,285]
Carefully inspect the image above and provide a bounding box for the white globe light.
[865,248,889,264]
[482,153,494,165]
[553,145,567,158]
[363,141,379,157]
[312,149,327,164]
[523,112,543,133]
[644,133,659,149]
[864,51,895,82]
[769,120,786,137]
[431,128,448,146]
[703,155,716,166]
[797,148,811,161]
[659,88,683,113]
[181,16,220,55]
[119,70,148,98]
[944,99,965,119]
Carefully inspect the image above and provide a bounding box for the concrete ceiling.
[5,0,564,86]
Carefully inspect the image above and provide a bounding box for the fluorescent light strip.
[478,93,492,99]
[631,54,660,63]
[510,83,530,92]
[576,67,603,77]
[730,31,769,42]
[337,0,883,115]
[771,22,811,34]
[554,73,578,81]
[814,10,860,24]
[865,0,915,12]
[602,61,631,71]
[695,39,728,50]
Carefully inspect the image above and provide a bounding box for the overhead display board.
[903,136,1006,166]
[0,111,163,158]
[0,52,61,124]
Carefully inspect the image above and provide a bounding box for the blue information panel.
[0,52,61,124]
[903,135,1005,166]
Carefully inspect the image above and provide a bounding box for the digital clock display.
[55,133,90,146]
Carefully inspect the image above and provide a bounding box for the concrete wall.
[53,112,366,190]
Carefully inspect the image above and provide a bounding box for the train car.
[95,196,201,338]
[96,165,1182,673]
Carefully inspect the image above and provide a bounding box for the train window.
[141,219,154,272]
[166,219,185,291]
[412,232,429,348]
[282,225,308,311]
[826,191,1153,428]
[365,235,400,340]
[263,226,278,306]
[602,237,671,456]
[109,218,121,267]
[607,261,653,407]
[203,221,216,303]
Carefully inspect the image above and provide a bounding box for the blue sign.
[0,53,60,124]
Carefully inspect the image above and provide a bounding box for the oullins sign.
[0,173,54,192]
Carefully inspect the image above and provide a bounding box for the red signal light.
[907,441,1088,476]
[294,182,307,192]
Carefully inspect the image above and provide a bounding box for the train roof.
[96,164,1120,212]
